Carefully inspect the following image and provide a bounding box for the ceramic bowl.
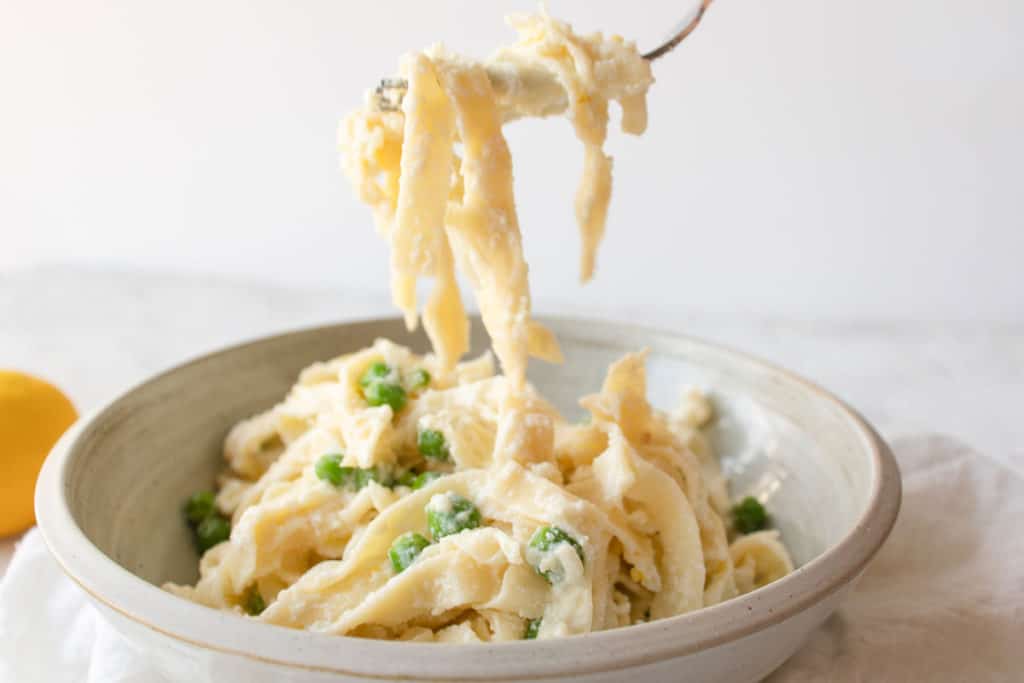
[36,317,901,683]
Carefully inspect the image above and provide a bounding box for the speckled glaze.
[36,317,901,683]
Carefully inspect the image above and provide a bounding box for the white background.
[3,0,1022,323]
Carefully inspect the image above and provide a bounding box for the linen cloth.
[1,434,1021,682]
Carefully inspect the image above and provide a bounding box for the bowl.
[35,317,901,683]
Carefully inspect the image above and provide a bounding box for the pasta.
[166,9,794,642]
[337,10,652,385]
[167,342,794,641]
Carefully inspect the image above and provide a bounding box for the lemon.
[0,370,78,536]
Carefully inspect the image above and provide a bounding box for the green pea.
[244,587,266,616]
[397,470,443,489]
[388,532,431,573]
[406,368,431,391]
[360,361,391,387]
[184,491,216,525]
[195,514,231,552]
[410,471,443,490]
[417,428,450,461]
[524,618,541,639]
[732,496,768,534]
[359,361,407,411]
[355,467,386,490]
[316,455,389,490]
[426,493,481,540]
[314,453,354,487]
[527,526,584,583]
[363,380,407,412]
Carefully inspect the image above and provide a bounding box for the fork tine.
[370,4,712,110]
[374,77,408,111]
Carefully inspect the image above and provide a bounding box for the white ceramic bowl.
[36,317,901,683]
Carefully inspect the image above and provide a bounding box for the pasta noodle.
[167,342,794,640]
[337,10,652,384]
[166,9,794,642]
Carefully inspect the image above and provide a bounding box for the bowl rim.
[35,315,902,680]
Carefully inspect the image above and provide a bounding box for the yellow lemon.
[0,370,78,536]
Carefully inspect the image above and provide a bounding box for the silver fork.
[373,0,713,112]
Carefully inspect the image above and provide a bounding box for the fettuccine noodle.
[166,10,793,643]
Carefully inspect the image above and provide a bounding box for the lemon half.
[0,370,78,536]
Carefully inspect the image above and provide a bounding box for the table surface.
[3,266,1022,575]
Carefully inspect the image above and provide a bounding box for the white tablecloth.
[2,267,1022,681]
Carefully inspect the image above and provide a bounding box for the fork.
[373,0,713,112]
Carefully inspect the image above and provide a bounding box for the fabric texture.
[1,434,1021,682]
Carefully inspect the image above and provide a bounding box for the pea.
[524,618,541,639]
[417,428,450,461]
[527,526,584,583]
[363,380,407,412]
[184,491,216,525]
[406,367,431,391]
[358,361,407,412]
[316,454,390,490]
[410,471,443,490]
[359,361,391,387]
[426,493,481,540]
[732,496,768,534]
[315,453,354,487]
[183,490,230,553]
[196,513,231,552]
[355,467,386,490]
[244,587,266,616]
[388,532,431,573]
[397,470,443,489]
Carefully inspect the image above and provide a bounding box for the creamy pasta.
[337,11,652,386]
[166,9,794,642]
[167,341,793,640]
